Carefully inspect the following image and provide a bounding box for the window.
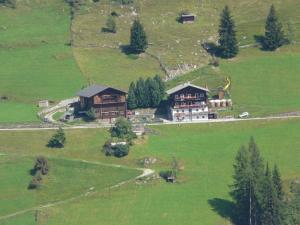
[182,110,184,113]
[180,94,184,98]
[196,116,199,119]
[188,94,191,98]
[202,116,205,118]
[177,110,179,113]
[200,93,204,98]
[175,95,179,99]
[196,109,199,112]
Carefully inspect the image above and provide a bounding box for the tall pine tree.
[147,78,161,107]
[248,137,265,225]
[135,78,147,108]
[218,5,238,58]
[154,75,165,100]
[260,163,281,225]
[130,19,148,54]
[264,5,285,51]
[127,82,137,109]
[232,145,252,225]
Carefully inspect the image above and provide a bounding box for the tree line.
[232,137,300,225]
[127,75,165,110]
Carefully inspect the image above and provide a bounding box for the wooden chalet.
[77,84,127,120]
[166,82,210,122]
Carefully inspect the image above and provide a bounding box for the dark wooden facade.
[169,86,208,109]
[78,85,127,120]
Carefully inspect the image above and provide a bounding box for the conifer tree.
[232,145,252,225]
[272,164,286,225]
[154,75,165,100]
[248,137,265,225]
[135,78,147,108]
[127,82,137,109]
[218,5,238,58]
[264,5,285,51]
[260,163,281,225]
[130,19,148,54]
[147,78,161,107]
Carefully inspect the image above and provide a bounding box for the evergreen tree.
[264,5,285,51]
[47,127,66,148]
[218,5,238,58]
[105,15,117,33]
[272,164,286,225]
[147,78,161,107]
[248,137,265,225]
[127,82,137,109]
[273,164,284,200]
[130,19,148,54]
[232,145,252,225]
[135,78,147,108]
[154,75,165,100]
[260,164,280,225]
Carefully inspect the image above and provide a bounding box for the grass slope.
[0,0,85,123]
[0,154,139,218]
[0,118,300,224]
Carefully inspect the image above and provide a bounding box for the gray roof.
[166,82,209,95]
[77,84,126,98]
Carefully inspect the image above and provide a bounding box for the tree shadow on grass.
[208,198,239,225]
[253,35,265,50]
[120,45,133,55]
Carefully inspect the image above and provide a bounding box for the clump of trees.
[127,75,165,110]
[130,19,148,54]
[263,4,286,51]
[218,5,238,58]
[103,118,136,157]
[47,127,66,148]
[232,137,286,225]
[28,156,49,189]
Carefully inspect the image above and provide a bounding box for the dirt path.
[0,155,155,221]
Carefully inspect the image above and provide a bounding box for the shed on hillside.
[179,14,196,23]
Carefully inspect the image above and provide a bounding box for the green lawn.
[220,46,300,116]
[0,154,139,219]
[0,0,86,123]
[0,118,300,224]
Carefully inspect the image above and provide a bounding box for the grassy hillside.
[0,154,139,220]
[0,0,85,123]
[72,0,300,74]
[0,118,300,224]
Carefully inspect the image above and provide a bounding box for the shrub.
[47,127,66,148]
[85,108,96,121]
[103,141,130,158]
[110,117,136,141]
[28,176,41,189]
[34,156,49,175]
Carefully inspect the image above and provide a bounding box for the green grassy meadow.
[0,0,85,123]
[0,118,300,224]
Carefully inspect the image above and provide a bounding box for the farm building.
[77,84,127,120]
[179,14,196,23]
[166,82,210,122]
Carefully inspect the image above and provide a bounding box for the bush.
[28,176,41,189]
[85,108,96,121]
[110,118,136,141]
[103,141,130,158]
[47,127,66,148]
[34,156,49,175]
